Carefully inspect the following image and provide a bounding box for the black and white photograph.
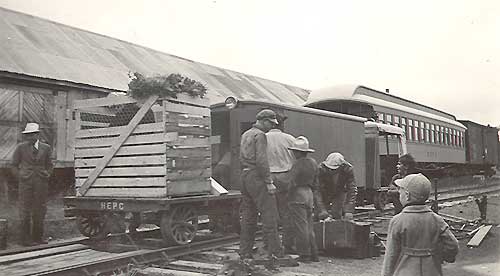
[0,1,498,275]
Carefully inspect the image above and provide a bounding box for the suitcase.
[314,220,373,259]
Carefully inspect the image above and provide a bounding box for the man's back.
[266,129,295,173]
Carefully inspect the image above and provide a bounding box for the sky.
[0,0,499,126]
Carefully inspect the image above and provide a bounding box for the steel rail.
[29,234,240,276]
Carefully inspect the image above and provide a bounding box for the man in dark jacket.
[287,136,320,262]
[387,154,417,215]
[239,109,281,260]
[11,123,53,246]
[317,152,358,220]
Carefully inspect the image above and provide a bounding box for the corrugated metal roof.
[0,7,309,106]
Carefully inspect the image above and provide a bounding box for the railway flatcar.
[304,85,479,177]
[64,94,241,245]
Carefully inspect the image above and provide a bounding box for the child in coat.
[382,173,459,276]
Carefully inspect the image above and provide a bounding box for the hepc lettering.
[100,201,124,210]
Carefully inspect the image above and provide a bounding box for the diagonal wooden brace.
[77,95,160,196]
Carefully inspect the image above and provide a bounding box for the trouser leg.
[272,173,293,249]
[239,174,258,258]
[331,192,347,219]
[308,208,318,258]
[289,202,311,256]
[32,179,48,242]
[18,180,33,244]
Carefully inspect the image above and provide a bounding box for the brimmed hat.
[394,173,431,201]
[22,123,40,134]
[256,109,279,125]
[322,152,351,170]
[288,136,315,152]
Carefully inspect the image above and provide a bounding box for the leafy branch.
[127,72,207,99]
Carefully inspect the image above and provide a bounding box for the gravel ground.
[264,194,500,276]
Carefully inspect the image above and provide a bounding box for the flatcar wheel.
[77,214,110,239]
[160,206,198,245]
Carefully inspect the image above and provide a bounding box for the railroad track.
[0,231,240,276]
[1,182,498,276]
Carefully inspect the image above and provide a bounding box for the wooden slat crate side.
[165,125,210,136]
[167,168,212,180]
[73,95,137,109]
[75,166,166,178]
[75,144,166,158]
[167,178,211,197]
[167,94,210,107]
[164,102,210,117]
[167,158,211,170]
[166,147,210,158]
[79,121,110,128]
[75,132,167,149]
[165,114,210,125]
[75,155,166,168]
[84,187,167,198]
[75,177,166,188]
[76,122,164,139]
[169,137,210,147]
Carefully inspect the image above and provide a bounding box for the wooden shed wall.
[0,81,107,168]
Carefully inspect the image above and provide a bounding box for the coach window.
[461,131,464,147]
[444,128,451,146]
[408,119,414,141]
[430,124,435,143]
[378,113,384,123]
[419,121,424,142]
[386,114,392,125]
[425,123,430,143]
[439,126,443,144]
[401,118,407,138]
[394,115,400,127]
[436,126,440,144]
[452,129,456,146]
[414,120,420,142]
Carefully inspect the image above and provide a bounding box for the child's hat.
[394,173,431,201]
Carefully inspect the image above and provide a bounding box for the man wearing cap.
[287,136,320,262]
[11,123,53,246]
[382,173,458,276]
[265,117,296,253]
[239,109,281,260]
[317,152,358,220]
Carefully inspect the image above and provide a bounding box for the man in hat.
[11,123,53,246]
[287,136,320,262]
[382,173,458,276]
[266,117,296,253]
[317,152,358,220]
[239,109,281,260]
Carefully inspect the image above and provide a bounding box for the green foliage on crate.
[127,72,207,99]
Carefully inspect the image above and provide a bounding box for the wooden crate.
[72,94,212,198]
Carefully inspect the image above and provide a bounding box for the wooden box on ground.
[314,220,372,259]
[72,94,212,198]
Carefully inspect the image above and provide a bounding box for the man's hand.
[318,210,330,220]
[267,183,277,195]
[343,212,354,221]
